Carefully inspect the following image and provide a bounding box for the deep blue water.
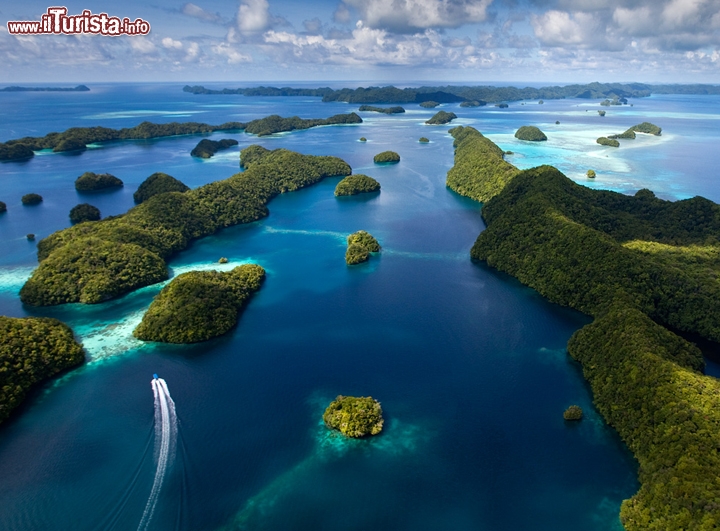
[1,84,719,531]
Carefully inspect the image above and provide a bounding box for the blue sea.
[1,83,719,531]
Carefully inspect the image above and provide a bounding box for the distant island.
[514,126,547,141]
[596,137,620,147]
[0,316,84,425]
[191,138,239,158]
[446,124,720,531]
[459,100,484,107]
[133,264,265,343]
[0,85,89,92]
[75,172,124,192]
[426,111,457,125]
[323,395,384,437]
[185,82,720,104]
[20,146,351,305]
[335,174,380,196]
[358,105,405,114]
[419,101,439,108]
[0,113,361,161]
[345,230,380,265]
[373,151,400,164]
[419,137,429,143]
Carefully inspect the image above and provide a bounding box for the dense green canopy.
[75,172,124,192]
[514,126,547,141]
[69,203,101,224]
[134,264,265,343]
[21,146,350,305]
[335,174,381,196]
[373,151,400,164]
[133,173,190,203]
[323,395,384,437]
[345,230,381,265]
[425,111,457,125]
[191,138,238,158]
[21,193,42,205]
[0,316,84,425]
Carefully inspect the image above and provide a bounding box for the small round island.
[323,395,384,438]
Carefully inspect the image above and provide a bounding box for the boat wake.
[137,377,177,531]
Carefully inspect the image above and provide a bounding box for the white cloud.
[212,42,252,63]
[238,0,270,33]
[162,37,184,50]
[182,3,223,23]
[334,3,351,24]
[612,7,654,36]
[342,0,494,32]
[532,10,593,46]
[130,37,156,54]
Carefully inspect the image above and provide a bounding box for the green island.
[323,395,384,437]
[373,151,400,164]
[358,105,405,114]
[334,174,381,196]
[133,264,265,343]
[186,82,720,105]
[514,126,547,141]
[587,169,596,178]
[496,103,509,108]
[0,113,361,161]
[242,113,361,136]
[20,146,350,305]
[69,203,101,224]
[419,101,439,108]
[359,137,367,142]
[419,137,430,143]
[0,201,6,213]
[26,234,35,241]
[0,85,89,92]
[0,316,84,425]
[598,110,606,116]
[609,122,662,140]
[21,193,42,205]
[75,172,124,192]
[345,230,380,265]
[426,111,457,125]
[191,138,239,158]
[459,100,484,107]
[596,137,620,147]
[563,405,583,421]
[133,173,190,203]
[446,125,720,530]
[0,121,245,161]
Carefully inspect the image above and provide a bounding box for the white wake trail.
[137,378,177,531]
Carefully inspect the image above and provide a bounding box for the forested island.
[323,395,384,437]
[335,174,380,196]
[75,172,124,192]
[191,138,238,158]
[426,111,457,125]
[20,146,350,305]
[0,113,361,161]
[597,137,620,147]
[373,151,400,164]
[0,85,89,92]
[181,82,720,104]
[419,101,439,108]
[358,105,405,114]
[69,203,101,224]
[345,230,380,265]
[0,316,84,425]
[133,264,265,343]
[133,173,190,203]
[446,125,720,530]
[514,126,547,141]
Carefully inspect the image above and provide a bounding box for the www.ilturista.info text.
[7,7,150,36]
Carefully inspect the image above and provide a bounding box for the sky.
[1,0,720,84]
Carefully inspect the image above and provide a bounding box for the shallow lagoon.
[1,85,719,530]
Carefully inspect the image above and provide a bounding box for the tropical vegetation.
[597,137,620,147]
[0,316,84,425]
[21,193,42,205]
[346,230,380,265]
[426,111,457,125]
[191,138,239,158]
[133,264,265,343]
[335,174,381,196]
[69,203,101,224]
[358,105,405,114]
[514,126,547,141]
[21,146,351,305]
[75,172,124,191]
[373,151,400,164]
[419,101,439,108]
[323,395,384,437]
[133,173,190,203]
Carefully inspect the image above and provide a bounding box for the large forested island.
[0,113,361,161]
[133,264,265,343]
[446,125,720,530]
[19,146,351,306]
[184,81,720,105]
[0,85,89,92]
[358,105,405,114]
[0,316,84,425]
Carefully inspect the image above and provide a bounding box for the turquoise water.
[1,85,718,530]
